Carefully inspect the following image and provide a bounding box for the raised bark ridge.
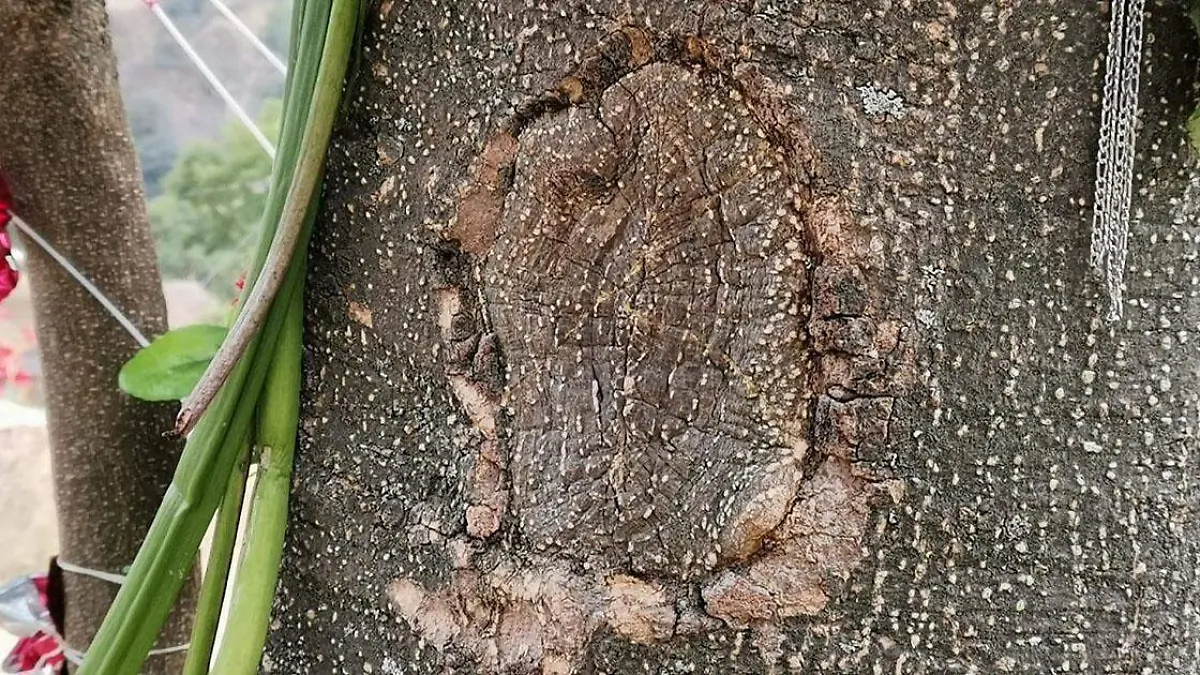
[386,28,912,672]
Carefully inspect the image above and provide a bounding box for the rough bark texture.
[272,1,1200,673]
[0,1,196,670]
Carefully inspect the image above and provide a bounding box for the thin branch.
[172,178,306,436]
[174,0,354,436]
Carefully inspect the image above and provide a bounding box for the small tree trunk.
[0,1,196,671]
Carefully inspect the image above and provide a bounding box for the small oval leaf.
[1188,107,1200,156]
[118,324,227,401]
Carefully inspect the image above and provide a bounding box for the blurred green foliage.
[1189,1,1200,155]
[128,95,179,197]
[263,1,293,55]
[149,100,280,296]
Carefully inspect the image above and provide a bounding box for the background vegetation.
[110,0,289,295]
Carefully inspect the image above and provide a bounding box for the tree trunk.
[271,1,1200,672]
[0,1,195,671]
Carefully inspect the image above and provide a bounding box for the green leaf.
[118,324,228,401]
[1188,107,1200,157]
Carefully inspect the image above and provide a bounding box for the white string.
[1091,0,1146,320]
[60,640,191,663]
[55,559,128,586]
[143,0,276,159]
[206,0,287,75]
[6,571,189,672]
[60,631,189,666]
[147,643,191,656]
[8,214,151,348]
[52,562,192,658]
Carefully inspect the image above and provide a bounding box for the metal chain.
[1091,0,1125,269]
[1092,0,1146,320]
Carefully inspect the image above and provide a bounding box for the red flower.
[5,632,63,672]
[0,172,18,303]
[229,271,248,307]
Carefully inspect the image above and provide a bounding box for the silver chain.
[1092,0,1146,321]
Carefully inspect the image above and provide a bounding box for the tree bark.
[271,1,1200,672]
[0,1,196,671]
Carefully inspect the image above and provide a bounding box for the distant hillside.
[106,0,289,195]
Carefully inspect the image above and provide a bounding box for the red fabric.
[6,633,62,672]
[0,173,18,304]
[0,265,17,304]
[4,575,65,673]
[0,172,11,229]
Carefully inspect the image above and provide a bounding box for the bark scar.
[437,285,508,539]
[413,26,914,673]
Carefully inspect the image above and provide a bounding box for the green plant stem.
[176,0,354,436]
[77,0,359,671]
[210,246,306,674]
[76,259,300,675]
[209,1,361,658]
[180,437,251,675]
